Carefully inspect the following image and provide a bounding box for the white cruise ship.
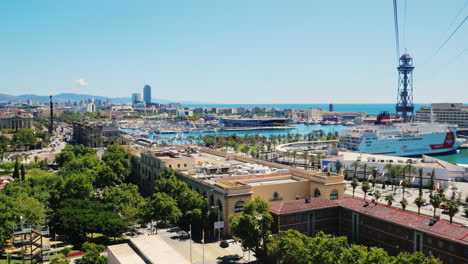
[338,118,463,157]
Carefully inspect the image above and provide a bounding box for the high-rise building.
[143,85,151,107]
[132,93,141,106]
[416,103,468,128]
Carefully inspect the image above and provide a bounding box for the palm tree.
[292,151,297,166]
[334,160,343,174]
[385,194,395,207]
[414,195,426,215]
[430,194,443,219]
[368,166,378,189]
[429,169,436,197]
[361,181,370,201]
[401,179,411,199]
[383,164,393,184]
[403,163,416,182]
[392,165,404,194]
[400,198,408,211]
[351,178,359,198]
[446,200,460,224]
[418,168,423,196]
[351,161,360,179]
[302,152,308,168]
[374,190,381,204]
[359,163,368,181]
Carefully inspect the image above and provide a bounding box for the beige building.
[0,112,33,130]
[135,150,196,195]
[131,147,345,235]
[416,103,468,128]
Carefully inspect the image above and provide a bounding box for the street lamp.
[211,205,221,242]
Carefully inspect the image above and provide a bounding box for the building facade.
[131,147,345,235]
[72,121,122,147]
[416,103,468,128]
[0,113,33,130]
[270,197,468,264]
[143,85,151,107]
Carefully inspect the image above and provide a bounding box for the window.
[438,240,444,248]
[314,189,321,197]
[234,201,244,213]
[184,163,187,167]
[330,191,338,200]
[426,237,432,244]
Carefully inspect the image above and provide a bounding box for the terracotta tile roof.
[269,197,339,215]
[335,198,468,245]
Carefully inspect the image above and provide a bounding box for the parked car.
[219,240,229,248]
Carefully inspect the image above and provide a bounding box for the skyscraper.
[132,93,141,106]
[143,85,151,107]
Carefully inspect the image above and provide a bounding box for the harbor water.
[132,123,468,164]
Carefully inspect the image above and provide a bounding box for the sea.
[143,124,468,165]
[183,103,429,116]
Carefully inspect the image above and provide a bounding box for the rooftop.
[269,197,338,215]
[270,197,468,245]
[335,198,468,244]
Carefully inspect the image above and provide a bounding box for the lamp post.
[211,205,221,242]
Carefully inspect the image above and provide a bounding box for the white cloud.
[75,78,88,87]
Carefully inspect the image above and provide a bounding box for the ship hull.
[339,123,461,157]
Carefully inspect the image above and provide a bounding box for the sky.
[0,0,467,104]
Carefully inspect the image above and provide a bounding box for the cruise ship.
[338,113,463,157]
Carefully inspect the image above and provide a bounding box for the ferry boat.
[338,112,463,156]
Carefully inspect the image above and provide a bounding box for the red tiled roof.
[269,197,339,215]
[335,197,468,245]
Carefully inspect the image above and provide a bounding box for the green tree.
[400,198,408,211]
[351,178,359,198]
[95,164,119,188]
[393,251,442,264]
[50,254,69,264]
[445,200,460,224]
[230,197,273,262]
[351,161,360,179]
[430,194,443,219]
[401,179,410,199]
[20,164,26,181]
[238,144,250,156]
[414,195,426,215]
[12,156,20,179]
[102,183,145,226]
[374,190,381,204]
[0,194,19,245]
[16,196,46,226]
[361,181,370,201]
[102,144,131,182]
[268,229,312,264]
[80,242,107,264]
[334,160,343,174]
[385,194,395,207]
[145,192,182,233]
[62,173,94,200]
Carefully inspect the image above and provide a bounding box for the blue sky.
[1,0,467,103]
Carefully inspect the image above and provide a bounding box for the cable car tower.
[393,0,414,122]
[396,53,415,122]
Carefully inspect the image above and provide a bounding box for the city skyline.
[1,0,467,104]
